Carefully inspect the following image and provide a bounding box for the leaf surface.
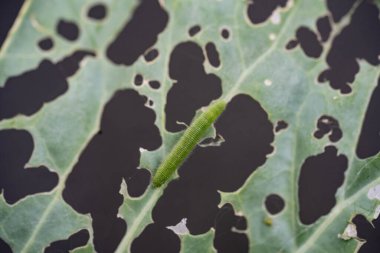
[0,0,379,252]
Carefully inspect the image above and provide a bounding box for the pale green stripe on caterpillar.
[152,100,227,187]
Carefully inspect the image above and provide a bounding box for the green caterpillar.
[152,100,227,187]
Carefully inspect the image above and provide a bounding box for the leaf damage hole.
[134,74,143,86]
[221,28,230,40]
[298,146,347,225]
[314,115,342,142]
[274,120,288,132]
[148,80,161,89]
[356,79,380,159]
[125,168,151,198]
[131,224,180,253]
[265,194,285,215]
[353,214,380,253]
[316,16,331,42]
[0,238,11,253]
[56,50,96,78]
[38,37,54,51]
[214,204,248,253]
[144,48,159,62]
[0,130,58,204]
[57,19,80,41]
[286,16,330,57]
[165,41,222,132]
[44,229,89,253]
[0,0,23,47]
[106,0,168,66]
[88,3,107,20]
[318,1,380,94]
[295,27,323,58]
[285,39,298,50]
[188,25,201,37]
[326,0,356,23]
[247,0,288,25]
[0,60,67,120]
[205,42,221,68]
[0,50,94,120]
[63,90,161,253]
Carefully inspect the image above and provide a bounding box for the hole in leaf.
[56,50,95,78]
[56,19,80,41]
[188,25,201,36]
[285,39,298,50]
[265,194,285,215]
[214,204,248,253]
[275,120,288,132]
[319,1,380,94]
[165,41,222,132]
[353,214,380,253]
[148,80,160,89]
[88,3,107,20]
[126,168,151,198]
[0,238,12,253]
[247,0,288,25]
[44,229,89,253]
[134,74,143,86]
[298,146,347,225]
[92,214,126,253]
[0,60,67,120]
[38,37,54,51]
[63,90,161,253]
[0,50,94,120]
[356,80,380,159]
[316,16,331,42]
[221,28,230,40]
[314,115,342,142]
[106,0,168,66]
[0,0,23,47]
[295,27,323,58]
[205,42,221,68]
[131,224,180,253]
[0,130,58,204]
[144,48,159,62]
[326,0,356,23]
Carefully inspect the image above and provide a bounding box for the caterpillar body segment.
[152,100,227,187]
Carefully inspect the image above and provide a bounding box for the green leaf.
[180,230,216,253]
[0,0,379,252]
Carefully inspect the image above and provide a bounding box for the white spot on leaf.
[167,218,189,235]
[264,79,272,86]
[139,147,147,153]
[339,223,357,240]
[269,33,276,41]
[270,11,281,24]
[367,184,380,200]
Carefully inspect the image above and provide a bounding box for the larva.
[152,100,227,187]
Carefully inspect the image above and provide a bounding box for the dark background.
[0,0,379,252]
